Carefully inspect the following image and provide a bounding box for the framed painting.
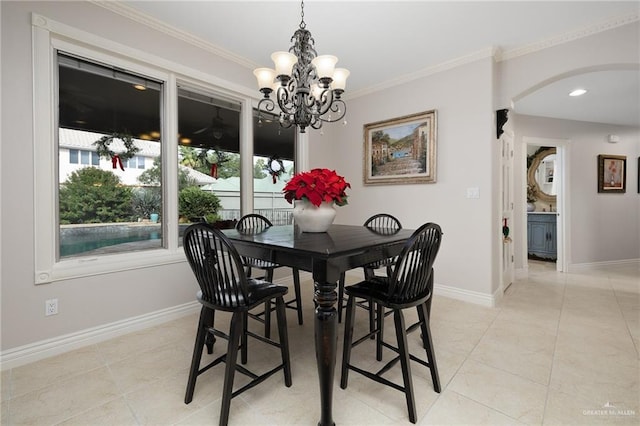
[597,154,626,193]
[363,110,437,185]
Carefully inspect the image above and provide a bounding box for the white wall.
[497,22,640,109]
[514,115,640,266]
[310,58,499,299]
[496,21,640,269]
[1,1,638,364]
[0,1,253,355]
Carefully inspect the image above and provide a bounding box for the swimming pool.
[60,224,162,258]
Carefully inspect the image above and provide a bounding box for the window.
[57,52,162,259]
[177,88,242,243]
[33,16,294,283]
[124,156,146,169]
[68,149,99,165]
[252,110,296,225]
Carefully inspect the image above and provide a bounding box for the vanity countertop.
[528,211,556,215]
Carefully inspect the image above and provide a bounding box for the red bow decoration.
[210,163,218,179]
[111,154,124,171]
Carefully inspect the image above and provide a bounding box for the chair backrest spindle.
[183,223,251,310]
[387,223,442,302]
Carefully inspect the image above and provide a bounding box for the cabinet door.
[545,221,557,255]
[528,222,548,253]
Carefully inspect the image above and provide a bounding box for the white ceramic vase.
[292,199,336,232]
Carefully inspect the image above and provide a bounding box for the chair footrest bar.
[346,364,405,393]
[234,363,259,380]
[406,321,421,333]
[198,354,226,376]
[245,330,281,348]
[375,356,401,376]
[231,364,285,398]
[379,340,432,369]
[351,331,378,347]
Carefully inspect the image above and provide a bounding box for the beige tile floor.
[2,261,639,425]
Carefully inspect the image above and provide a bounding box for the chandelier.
[253,0,349,133]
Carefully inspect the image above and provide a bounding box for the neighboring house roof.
[180,165,217,185]
[201,175,290,193]
[59,128,160,156]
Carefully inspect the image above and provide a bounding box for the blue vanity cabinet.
[527,213,557,260]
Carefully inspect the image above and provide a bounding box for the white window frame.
[32,14,256,284]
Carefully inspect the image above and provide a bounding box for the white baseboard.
[1,270,500,370]
[0,273,310,371]
[1,301,200,371]
[434,283,497,307]
[568,258,640,272]
[341,271,498,307]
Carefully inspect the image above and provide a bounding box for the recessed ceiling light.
[569,88,587,97]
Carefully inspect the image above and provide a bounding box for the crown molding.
[90,2,638,100]
[347,47,498,100]
[89,0,258,70]
[498,12,639,62]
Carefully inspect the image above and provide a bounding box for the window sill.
[35,248,186,284]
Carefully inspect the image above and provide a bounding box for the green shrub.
[131,187,161,219]
[178,187,221,221]
[59,167,133,224]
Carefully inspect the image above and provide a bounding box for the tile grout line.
[540,274,567,426]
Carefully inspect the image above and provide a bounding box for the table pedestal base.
[315,279,338,426]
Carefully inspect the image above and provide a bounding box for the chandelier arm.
[256,97,277,126]
[315,89,335,116]
[310,117,323,130]
[319,99,347,123]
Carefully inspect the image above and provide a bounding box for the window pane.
[177,88,241,244]
[58,52,163,259]
[253,110,295,225]
[69,149,78,164]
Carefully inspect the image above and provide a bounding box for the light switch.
[466,187,480,199]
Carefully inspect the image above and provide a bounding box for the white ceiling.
[119,1,640,127]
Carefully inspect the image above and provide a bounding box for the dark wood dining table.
[223,224,415,426]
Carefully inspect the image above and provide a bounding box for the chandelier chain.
[300,0,306,29]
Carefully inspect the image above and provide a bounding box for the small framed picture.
[363,110,437,185]
[597,154,626,193]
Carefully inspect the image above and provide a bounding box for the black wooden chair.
[183,223,292,426]
[236,214,303,338]
[337,213,403,330]
[340,222,442,424]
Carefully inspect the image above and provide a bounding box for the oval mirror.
[527,148,556,203]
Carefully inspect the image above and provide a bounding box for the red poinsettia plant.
[283,168,351,207]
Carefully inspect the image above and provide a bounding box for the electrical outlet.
[45,299,58,316]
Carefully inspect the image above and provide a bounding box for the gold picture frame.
[363,110,437,185]
[598,154,626,193]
